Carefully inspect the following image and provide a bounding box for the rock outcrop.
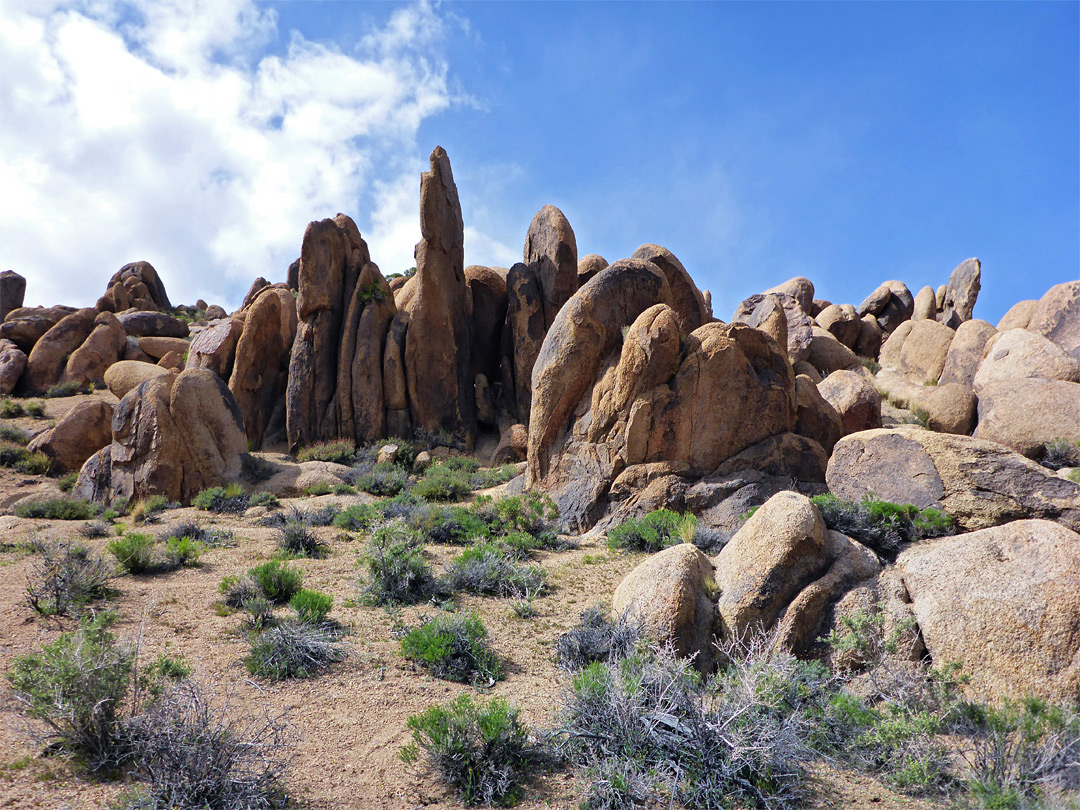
[0,271,26,321]
[27,399,114,473]
[97,261,171,313]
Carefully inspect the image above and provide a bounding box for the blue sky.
[1,1,1076,325]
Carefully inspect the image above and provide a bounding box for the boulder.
[108,368,247,504]
[241,277,270,309]
[613,543,717,673]
[577,253,608,286]
[858,280,914,333]
[733,292,813,364]
[878,320,913,371]
[0,271,26,321]
[122,336,153,363]
[156,351,184,370]
[117,311,189,338]
[73,447,112,504]
[974,379,1080,456]
[972,328,1080,393]
[0,339,27,396]
[806,326,860,376]
[938,257,981,329]
[912,286,937,321]
[714,491,829,640]
[898,319,954,383]
[383,310,410,417]
[794,375,844,454]
[103,360,171,399]
[503,262,547,424]
[996,299,1037,331]
[263,460,352,498]
[0,308,69,353]
[920,382,977,435]
[491,423,528,465]
[27,399,114,473]
[816,304,861,348]
[710,432,828,483]
[826,427,1080,532]
[137,336,190,360]
[62,311,127,385]
[853,315,883,359]
[187,317,243,379]
[896,520,1080,704]
[20,308,97,393]
[817,369,882,434]
[100,261,171,312]
[631,244,708,333]
[526,205,579,329]
[938,319,996,388]
[205,304,227,320]
[1026,280,1080,360]
[403,147,474,441]
[793,360,822,383]
[764,276,814,315]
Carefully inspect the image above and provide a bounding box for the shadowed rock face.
[285,213,395,451]
[403,146,475,443]
[97,261,172,313]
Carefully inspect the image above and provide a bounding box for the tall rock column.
[403,146,475,443]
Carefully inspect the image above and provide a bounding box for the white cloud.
[0,0,473,310]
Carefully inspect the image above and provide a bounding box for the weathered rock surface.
[807,326,860,376]
[996,299,1037,332]
[27,399,114,473]
[816,304,861,348]
[853,314,883,359]
[974,379,1080,456]
[912,285,937,321]
[858,280,914,333]
[764,276,814,315]
[0,307,71,354]
[613,543,717,673]
[137,337,189,360]
[1026,280,1080,360]
[104,360,170,399]
[527,205,579,329]
[187,318,244,379]
[817,369,882,435]
[897,520,1080,704]
[98,261,171,312]
[230,286,298,449]
[938,319,996,388]
[103,368,247,504]
[826,427,1080,532]
[631,244,707,334]
[503,262,546,424]
[794,375,844,454]
[0,271,26,321]
[21,308,97,393]
[972,328,1080,393]
[403,147,474,441]
[733,292,812,364]
[117,311,189,338]
[62,312,127,385]
[0,339,27,396]
[491,423,528,465]
[938,257,980,329]
[465,265,508,392]
[577,254,608,286]
[878,320,913,371]
[920,382,977,435]
[898,319,954,383]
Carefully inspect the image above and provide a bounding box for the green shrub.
[0,398,25,418]
[333,502,381,532]
[26,539,114,615]
[358,520,433,605]
[302,481,334,497]
[44,380,88,398]
[58,471,77,492]
[354,461,409,496]
[6,612,133,771]
[556,606,640,671]
[606,509,694,553]
[1069,469,1080,485]
[0,442,53,475]
[469,464,520,490]
[400,612,503,685]
[159,520,235,549]
[413,463,474,502]
[297,439,355,465]
[0,422,28,443]
[248,560,303,604]
[191,483,249,513]
[245,620,345,680]
[24,401,45,418]
[400,694,542,807]
[248,490,280,509]
[811,494,957,561]
[471,492,562,548]
[440,543,547,599]
[424,505,488,545]
[1040,438,1080,471]
[278,520,327,558]
[109,532,155,574]
[163,536,204,567]
[289,589,333,624]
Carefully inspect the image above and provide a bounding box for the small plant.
[289,589,333,624]
[109,532,155,574]
[556,606,640,671]
[1069,469,1080,484]
[192,483,249,514]
[302,481,334,497]
[0,398,25,418]
[860,357,881,375]
[44,380,88,398]
[58,471,78,492]
[6,612,133,771]
[24,401,45,418]
[358,520,433,605]
[26,539,114,615]
[1039,438,1080,471]
[159,520,235,548]
[355,279,387,303]
[400,612,503,685]
[0,422,28,443]
[278,520,327,558]
[248,490,280,509]
[354,461,409,496]
[510,598,536,620]
[248,560,303,604]
[440,542,547,599]
[245,620,345,680]
[296,439,356,465]
[163,536,204,567]
[469,464,520,490]
[413,462,474,502]
[811,494,957,561]
[333,502,381,532]
[133,494,173,523]
[78,520,111,539]
[606,509,694,553]
[400,694,543,807]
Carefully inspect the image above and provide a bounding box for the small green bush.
[1040,438,1080,471]
[425,505,488,545]
[297,439,355,465]
[302,481,334,497]
[400,612,503,685]
[159,520,235,549]
[24,401,45,418]
[245,620,345,680]
[0,442,53,475]
[0,398,25,418]
[58,471,77,492]
[248,490,280,509]
[359,520,433,605]
[556,606,640,671]
[109,532,155,574]
[811,494,957,561]
[163,536,204,567]
[469,464,520,490]
[355,462,409,496]
[192,483,249,514]
[606,509,694,553]
[289,589,333,624]
[400,694,541,807]
[0,423,28,444]
[440,543,547,599]
[333,502,381,532]
[26,540,114,615]
[6,612,133,771]
[278,520,327,558]
[413,463,474,502]
[248,560,303,604]
[44,380,88,398]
